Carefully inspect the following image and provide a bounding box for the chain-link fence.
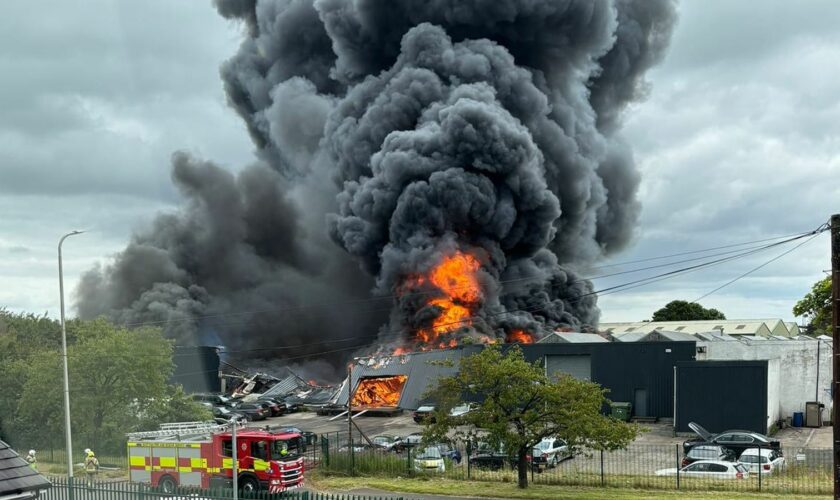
[318,432,832,495]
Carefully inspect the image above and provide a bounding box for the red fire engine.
[127,421,304,493]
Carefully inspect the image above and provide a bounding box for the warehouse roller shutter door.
[546,355,591,381]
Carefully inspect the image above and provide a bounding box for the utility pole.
[832,213,840,499]
[231,419,238,500]
[58,230,83,498]
[347,361,353,445]
[347,360,355,475]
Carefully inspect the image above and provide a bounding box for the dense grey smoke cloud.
[77,0,676,364]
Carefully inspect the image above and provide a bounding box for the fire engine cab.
[127,421,304,493]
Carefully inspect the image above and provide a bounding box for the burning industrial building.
[76,0,677,373]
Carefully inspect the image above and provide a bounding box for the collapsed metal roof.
[334,346,481,409]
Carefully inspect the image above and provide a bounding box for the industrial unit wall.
[338,342,695,416]
[675,360,769,434]
[522,341,696,419]
[171,346,221,393]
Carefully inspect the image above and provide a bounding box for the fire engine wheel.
[159,476,177,494]
[239,476,259,493]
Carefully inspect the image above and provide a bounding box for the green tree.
[421,345,638,489]
[651,300,726,321]
[793,277,831,335]
[10,317,210,454]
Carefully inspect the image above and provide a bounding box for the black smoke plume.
[77,0,676,368]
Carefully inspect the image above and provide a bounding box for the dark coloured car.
[432,442,462,464]
[683,422,781,458]
[468,445,512,470]
[278,397,304,413]
[681,444,737,467]
[256,398,284,417]
[230,403,268,421]
[282,427,317,448]
[212,406,247,424]
[413,405,436,424]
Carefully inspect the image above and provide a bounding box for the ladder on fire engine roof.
[127,421,230,440]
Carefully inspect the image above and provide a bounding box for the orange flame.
[408,251,482,348]
[506,329,535,344]
[351,375,408,407]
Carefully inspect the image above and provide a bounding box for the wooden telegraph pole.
[832,214,840,499]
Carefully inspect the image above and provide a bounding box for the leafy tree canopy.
[793,277,831,335]
[0,311,210,454]
[651,300,726,321]
[421,345,638,489]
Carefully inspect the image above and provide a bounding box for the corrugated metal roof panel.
[612,331,647,342]
[335,346,481,409]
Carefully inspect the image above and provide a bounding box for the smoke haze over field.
[76,0,676,370]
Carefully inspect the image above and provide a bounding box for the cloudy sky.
[1,0,838,325]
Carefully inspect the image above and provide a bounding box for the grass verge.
[310,473,830,499]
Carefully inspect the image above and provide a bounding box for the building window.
[697,346,707,354]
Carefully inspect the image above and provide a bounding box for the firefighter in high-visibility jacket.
[24,450,37,471]
[83,449,99,487]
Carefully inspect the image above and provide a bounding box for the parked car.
[192,393,232,406]
[682,445,737,467]
[212,406,247,424]
[530,437,572,470]
[229,402,268,421]
[413,405,436,423]
[372,435,402,452]
[280,427,316,449]
[738,447,786,474]
[413,446,445,473]
[338,442,374,453]
[400,432,424,451]
[469,445,512,470]
[683,422,781,457]
[278,397,303,413]
[656,460,750,479]
[432,442,462,464]
[449,403,479,417]
[256,398,284,417]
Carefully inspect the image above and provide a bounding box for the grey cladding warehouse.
[336,341,696,420]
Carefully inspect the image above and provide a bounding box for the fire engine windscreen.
[351,376,408,408]
[272,438,301,460]
[75,0,677,365]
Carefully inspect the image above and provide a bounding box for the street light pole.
[58,230,83,485]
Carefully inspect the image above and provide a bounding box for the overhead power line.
[48,222,827,361]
